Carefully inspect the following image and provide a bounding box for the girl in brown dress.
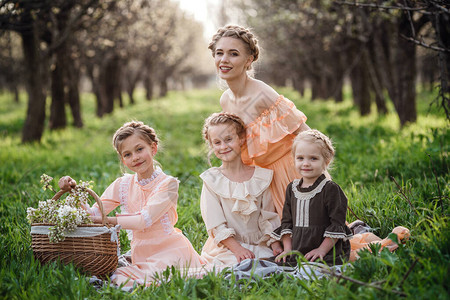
[271,130,352,265]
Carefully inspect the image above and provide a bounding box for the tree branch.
[390,176,418,215]
[319,267,407,297]
[45,0,100,55]
[333,0,432,14]
[400,34,450,52]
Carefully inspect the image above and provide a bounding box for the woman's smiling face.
[213,37,254,81]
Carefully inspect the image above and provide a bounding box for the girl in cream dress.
[200,113,282,266]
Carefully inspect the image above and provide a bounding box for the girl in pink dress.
[200,112,283,266]
[59,121,205,287]
[209,25,310,217]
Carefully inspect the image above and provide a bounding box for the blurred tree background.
[0,0,449,143]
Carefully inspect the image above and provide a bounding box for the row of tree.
[230,0,449,126]
[0,0,212,143]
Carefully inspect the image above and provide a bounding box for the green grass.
[0,87,448,299]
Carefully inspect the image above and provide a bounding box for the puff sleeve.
[246,96,307,158]
[116,177,179,230]
[200,182,236,245]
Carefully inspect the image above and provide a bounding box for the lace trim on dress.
[269,229,292,241]
[135,168,162,186]
[293,178,330,227]
[212,224,236,245]
[119,174,132,213]
[140,209,152,228]
[160,213,173,234]
[244,95,307,158]
[324,231,353,241]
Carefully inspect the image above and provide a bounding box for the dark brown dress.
[271,174,352,265]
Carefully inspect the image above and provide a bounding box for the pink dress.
[223,95,307,217]
[88,169,205,286]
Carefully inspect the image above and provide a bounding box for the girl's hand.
[271,241,283,256]
[90,215,103,224]
[58,176,76,191]
[304,248,328,262]
[232,245,255,263]
[275,249,292,262]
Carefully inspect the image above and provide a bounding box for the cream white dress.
[200,166,281,267]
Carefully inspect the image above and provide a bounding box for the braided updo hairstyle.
[202,112,246,164]
[113,121,159,156]
[208,24,260,70]
[293,129,335,168]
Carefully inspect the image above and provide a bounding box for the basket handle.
[52,188,107,225]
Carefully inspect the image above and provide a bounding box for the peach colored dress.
[88,169,205,286]
[223,95,307,217]
[200,166,280,267]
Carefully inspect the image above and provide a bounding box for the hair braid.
[202,112,246,142]
[208,25,260,65]
[293,129,335,167]
[113,121,159,155]
[202,112,246,165]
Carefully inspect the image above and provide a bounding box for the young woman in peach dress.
[209,25,310,217]
[59,121,205,287]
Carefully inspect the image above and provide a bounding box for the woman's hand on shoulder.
[58,176,76,191]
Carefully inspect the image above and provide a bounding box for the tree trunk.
[13,86,19,103]
[85,63,103,117]
[66,57,83,127]
[391,15,417,126]
[292,72,305,97]
[49,48,67,129]
[365,41,387,115]
[98,54,117,115]
[350,59,371,116]
[435,12,450,94]
[21,20,46,143]
[159,77,168,98]
[144,70,154,101]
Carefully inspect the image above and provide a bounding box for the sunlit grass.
[0,87,448,298]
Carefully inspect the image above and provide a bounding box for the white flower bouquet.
[28,174,120,277]
[27,174,92,243]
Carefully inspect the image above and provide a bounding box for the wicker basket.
[31,188,119,277]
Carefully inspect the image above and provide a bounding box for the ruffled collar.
[298,174,327,192]
[200,166,273,222]
[134,167,162,186]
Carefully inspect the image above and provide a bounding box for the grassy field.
[0,87,448,299]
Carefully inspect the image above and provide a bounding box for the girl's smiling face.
[208,123,244,163]
[294,140,327,186]
[213,37,254,81]
[120,133,157,180]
